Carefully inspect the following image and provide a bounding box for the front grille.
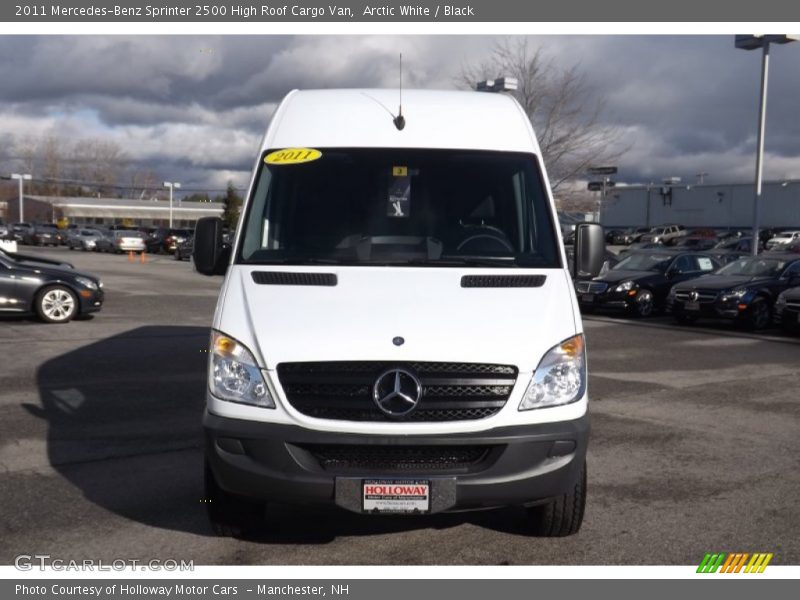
[674,289,719,302]
[277,361,518,422]
[575,281,608,294]
[300,444,495,472]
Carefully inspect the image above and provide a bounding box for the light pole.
[163,181,181,228]
[735,34,799,255]
[11,173,32,222]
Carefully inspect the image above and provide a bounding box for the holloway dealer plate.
[362,479,430,514]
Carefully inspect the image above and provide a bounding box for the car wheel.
[204,461,263,538]
[631,289,655,318]
[35,285,78,324]
[526,461,586,537]
[746,298,771,330]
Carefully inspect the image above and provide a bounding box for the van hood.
[215,266,579,373]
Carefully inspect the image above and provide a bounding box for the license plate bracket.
[362,479,430,514]
[581,293,595,303]
[686,300,700,311]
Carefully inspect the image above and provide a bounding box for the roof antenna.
[393,53,405,131]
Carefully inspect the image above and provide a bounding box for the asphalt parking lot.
[1,246,799,565]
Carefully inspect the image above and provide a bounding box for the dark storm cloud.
[1,35,799,189]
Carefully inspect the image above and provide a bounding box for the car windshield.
[716,257,787,277]
[238,148,560,268]
[612,253,673,272]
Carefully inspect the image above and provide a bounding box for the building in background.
[601,180,800,228]
[3,195,223,227]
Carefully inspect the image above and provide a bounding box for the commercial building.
[3,195,223,227]
[601,180,800,229]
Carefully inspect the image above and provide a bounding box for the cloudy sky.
[1,35,799,194]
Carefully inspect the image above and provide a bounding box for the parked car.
[11,222,35,243]
[95,230,146,253]
[616,241,663,257]
[668,253,800,329]
[0,249,103,323]
[639,224,687,246]
[66,228,105,251]
[0,220,8,239]
[611,227,650,245]
[765,231,800,251]
[575,250,720,317]
[714,236,758,253]
[774,286,800,333]
[672,236,717,250]
[685,228,718,239]
[145,227,193,254]
[605,229,623,244]
[174,235,194,261]
[27,224,64,246]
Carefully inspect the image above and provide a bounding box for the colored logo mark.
[697,552,773,573]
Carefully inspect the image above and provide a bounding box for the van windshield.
[238,148,560,267]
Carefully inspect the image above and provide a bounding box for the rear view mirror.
[193,217,230,276]
[574,223,605,279]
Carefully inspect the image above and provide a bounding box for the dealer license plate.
[362,479,430,514]
[685,301,700,311]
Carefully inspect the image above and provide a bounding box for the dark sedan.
[667,254,800,329]
[774,286,800,333]
[575,250,721,317]
[0,250,104,323]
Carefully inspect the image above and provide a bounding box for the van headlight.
[519,334,586,410]
[209,331,274,408]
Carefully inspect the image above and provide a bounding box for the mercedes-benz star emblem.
[689,291,699,301]
[372,368,422,418]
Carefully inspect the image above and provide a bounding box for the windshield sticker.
[698,257,714,271]
[392,166,408,177]
[264,148,322,165]
[388,173,411,218]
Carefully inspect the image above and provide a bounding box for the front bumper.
[205,411,589,513]
[78,288,105,314]
[668,297,741,320]
[576,287,635,311]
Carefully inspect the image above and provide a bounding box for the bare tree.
[71,138,129,196]
[459,39,625,196]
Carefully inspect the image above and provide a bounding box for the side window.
[672,255,693,273]
[782,262,800,277]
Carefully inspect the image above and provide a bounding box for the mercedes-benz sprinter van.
[194,88,603,537]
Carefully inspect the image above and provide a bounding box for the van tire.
[526,461,586,537]
[204,461,263,538]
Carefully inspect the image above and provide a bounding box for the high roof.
[264,89,540,155]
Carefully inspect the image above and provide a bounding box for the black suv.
[667,253,800,329]
[575,250,720,317]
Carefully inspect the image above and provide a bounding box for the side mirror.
[573,223,605,278]
[193,217,230,276]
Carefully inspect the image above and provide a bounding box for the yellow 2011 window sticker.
[264,148,322,165]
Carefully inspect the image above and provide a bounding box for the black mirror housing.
[573,223,605,279]
[193,217,229,276]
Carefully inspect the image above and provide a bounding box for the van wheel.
[204,461,263,538]
[526,461,586,537]
[35,285,78,324]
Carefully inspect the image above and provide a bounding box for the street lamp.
[163,181,181,228]
[735,34,799,255]
[11,173,32,222]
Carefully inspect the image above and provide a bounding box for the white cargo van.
[194,88,604,537]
